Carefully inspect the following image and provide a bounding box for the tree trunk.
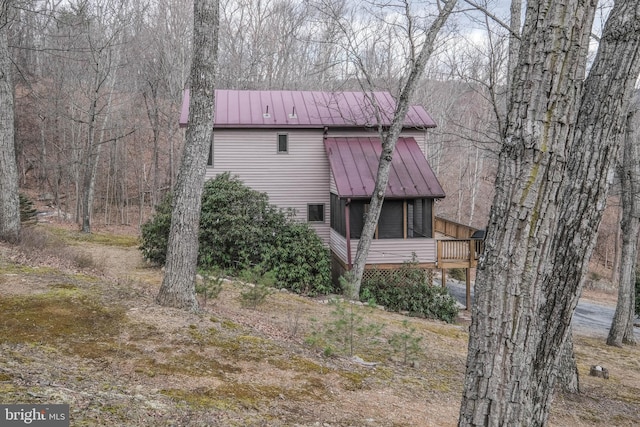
[0,3,20,243]
[459,0,640,425]
[156,0,219,311]
[535,0,640,413]
[608,110,639,347]
[143,85,161,207]
[460,1,596,422]
[557,328,580,394]
[349,0,458,299]
[611,204,623,283]
[80,86,100,233]
[80,18,123,233]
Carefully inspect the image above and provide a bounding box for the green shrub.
[239,283,273,309]
[139,173,334,296]
[139,193,173,265]
[360,257,459,323]
[198,174,285,270]
[259,222,332,295]
[238,269,275,309]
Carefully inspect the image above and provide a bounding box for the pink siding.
[207,128,332,243]
[329,229,437,266]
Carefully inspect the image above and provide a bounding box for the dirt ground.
[0,223,639,426]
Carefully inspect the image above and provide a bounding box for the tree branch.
[461,0,521,39]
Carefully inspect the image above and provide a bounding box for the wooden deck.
[434,216,483,269]
[434,216,484,310]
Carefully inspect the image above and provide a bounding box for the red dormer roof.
[180,89,437,129]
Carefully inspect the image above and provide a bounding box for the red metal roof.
[324,137,445,199]
[180,89,437,129]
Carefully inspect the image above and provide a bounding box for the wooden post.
[403,200,407,239]
[441,268,446,288]
[469,238,476,266]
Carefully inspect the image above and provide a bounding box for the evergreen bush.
[140,173,334,296]
[139,193,172,265]
[360,257,459,323]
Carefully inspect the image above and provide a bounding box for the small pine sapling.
[389,319,424,365]
[238,269,275,309]
[196,273,224,307]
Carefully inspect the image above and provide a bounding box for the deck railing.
[437,239,483,268]
[434,216,478,239]
[434,216,483,268]
[330,218,484,269]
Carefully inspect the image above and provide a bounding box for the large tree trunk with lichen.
[156,0,218,311]
[557,329,580,394]
[608,110,639,347]
[535,0,640,411]
[0,3,20,244]
[459,0,640,425]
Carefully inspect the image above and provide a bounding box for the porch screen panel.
[424,199,433,237]
[378,200,403,238]
[411,198,433,238]
[408,201,415,237]
[349,201,365,239]
[330,193,346,237]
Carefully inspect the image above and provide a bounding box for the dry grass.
[0,224,638,426]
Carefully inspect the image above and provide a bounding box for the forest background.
[8,0,625,283]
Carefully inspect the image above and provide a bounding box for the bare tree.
[78,0,133,232]
[0,0,20,243]
[156,0,219,311]
[218,0,312,89]
[347,0,459,298]
[607,109,639,347]
[459,0,640,425]
[133,0,192,208]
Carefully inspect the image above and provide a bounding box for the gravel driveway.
[446,279,640,339]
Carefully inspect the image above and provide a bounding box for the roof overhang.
[324,137,445,199]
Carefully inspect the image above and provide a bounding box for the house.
[180,89,478,289]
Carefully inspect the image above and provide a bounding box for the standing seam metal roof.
[180,89,437,128]
[324,137,445,199]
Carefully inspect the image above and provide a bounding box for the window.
[277,133,288,153]
[308,204,325,222]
